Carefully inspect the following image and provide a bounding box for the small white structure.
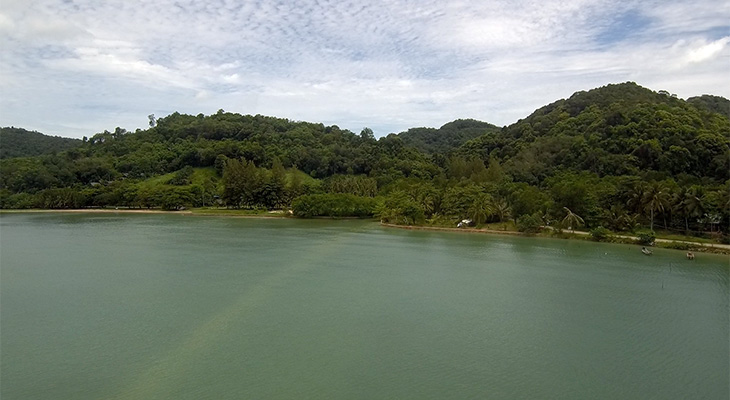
[457,219,473,228]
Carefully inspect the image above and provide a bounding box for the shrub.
[375,191,425,225]
[517,213,542,233]
[589,226,611,241]
[35,188,87,209]
[636,231,656,246]
[167,166,194,185]
[292,193,377,218]
[1,192,37,209]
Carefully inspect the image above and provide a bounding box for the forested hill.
[397,119,500,154]
[459,82,730,183]
[0,127,82,159]
[687,95,730,119]
[1,82,729,242]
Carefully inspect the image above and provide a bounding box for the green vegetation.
[292,193,377,218]
[1,83,729,245]
[589,226,611,241]
[0,127,82,159]
[398,119,501,154]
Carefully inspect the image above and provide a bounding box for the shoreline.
[0,208,193,215]
[3,209,728,255]
[380,223,730,255]
[380,222,524,236]
[0,208,295,220]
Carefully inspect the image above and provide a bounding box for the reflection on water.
[1,213,728,399]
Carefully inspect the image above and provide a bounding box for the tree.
[626,182,648,216]
[517,213,542,233]
[214,154,228,176]
[674,186,705,234]
[562,207,585,232]
[468,193,495,225]
[642,182,671,231]
[484,157,508,183]
[376,191,425,225]
[492,198,512,230]
[264,158,287,208]
[602,205,635,232]
[509,184,550,218]
[222,158,263,208]
[360,127,375,141]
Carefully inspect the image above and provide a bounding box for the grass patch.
[137,167,221,190]
[651,231,715,244]
[480,221,518,232]
[190,167,219,185]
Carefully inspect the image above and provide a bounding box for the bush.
[636,231,656,245]
[155,187,194,210]
[589,226,611,241]
[292,193,377,218]
[1,192,37,209]
[517,213,542,233]
[35,188,87,209]
[375,191,425,225]
[167,166,194,185]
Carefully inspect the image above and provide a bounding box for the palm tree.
[493,198,512,230]
[605,205,632,232]
[626,182,648,215]
[674,186,705,234]
[673,187,691,234]
[469,193,495,225]
[642,182,671,232]
[719,184,730,231]
[562,207,585,233]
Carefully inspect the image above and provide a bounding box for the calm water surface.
[1,213,728,399]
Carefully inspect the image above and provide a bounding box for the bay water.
[1,213,727,399]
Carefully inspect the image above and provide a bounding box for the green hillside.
[460,82,729,183]
[0,127,82,159]
[1,83,728,242]
[397,119,500,155]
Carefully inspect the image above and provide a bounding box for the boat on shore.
[642,247,653,255]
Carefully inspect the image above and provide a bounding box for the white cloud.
[0,0,728,138]
[685,36,730,63]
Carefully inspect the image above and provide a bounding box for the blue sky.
[1,0,728,138]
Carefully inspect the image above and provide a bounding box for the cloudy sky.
[1,0,728,138]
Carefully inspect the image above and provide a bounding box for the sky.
[1,0,728,139]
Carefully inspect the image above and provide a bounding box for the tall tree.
[642,182,671,231]
[674,186,705,234]
[469,193,495,225]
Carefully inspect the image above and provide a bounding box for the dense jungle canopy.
[2,82,729,240]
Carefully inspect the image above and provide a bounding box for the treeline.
[0,127,82,159]
[1,82,729,241]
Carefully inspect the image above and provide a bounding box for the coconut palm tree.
[626,182,648,215]
[493,198,512,230]
[642,182,671,232]
[604,205,632,232]
[674,186,705,234]
[469,193,495,225]
[562,207,585,233]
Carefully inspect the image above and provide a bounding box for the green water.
[1,213,727,399]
